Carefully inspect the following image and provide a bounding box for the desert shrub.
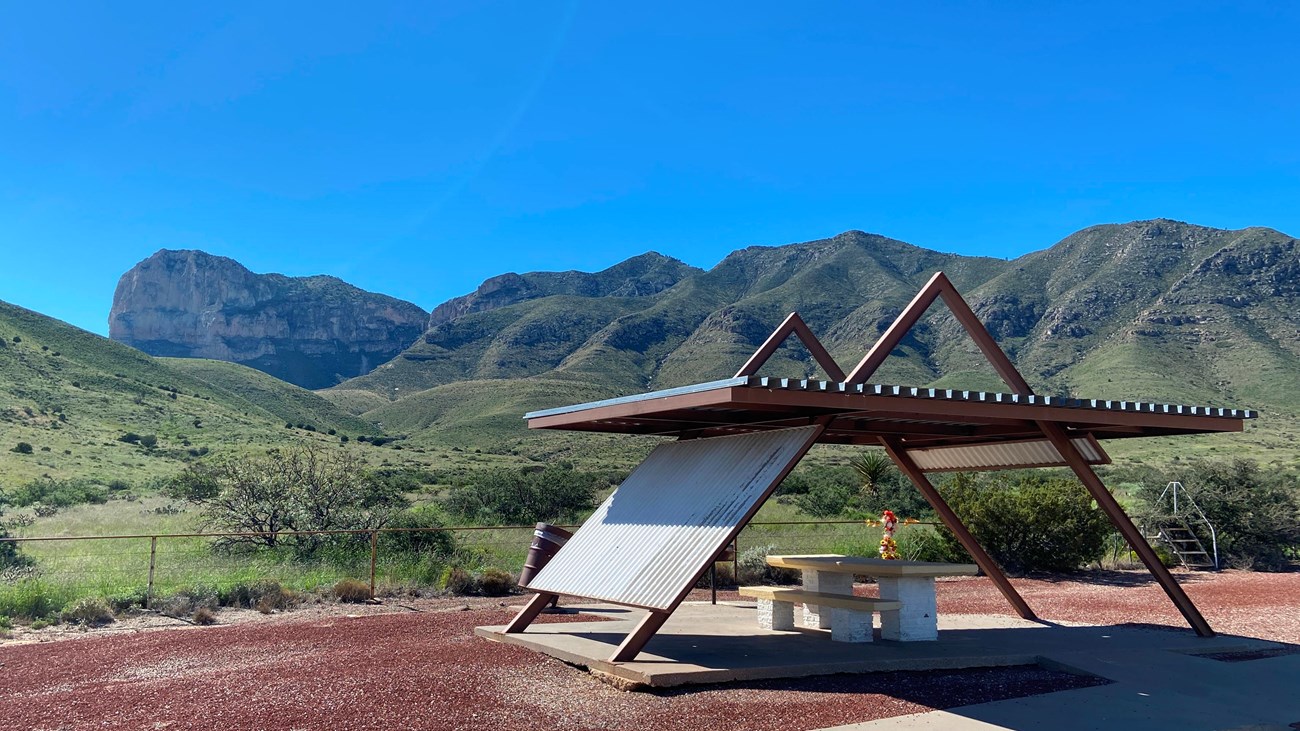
[106,589,148,614]
[446,464,599,525]
[476,568,516,597]
[933,473,1110,573]
[894,526,951,562]
[794,473,857,517]
[8,478,109,508]
[381,504,456,557]
[11,442,34,455]
[736,545,800,585]
[1134,459,1300,570]
[790,463,932,520]
[0,614,11,630]
[159,587,218,619]
[217,580,298,612]
[166,446,408,553]
[61,597,114,626]
[255,586,299,614]
[440,566,475,595]
[333,579,372,603]
[192,607,217,625]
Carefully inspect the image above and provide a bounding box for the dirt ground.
[2,570,1297,731]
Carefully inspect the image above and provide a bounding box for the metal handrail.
[1155,481,1219,570]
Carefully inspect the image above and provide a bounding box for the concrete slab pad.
[477,600,1279,690]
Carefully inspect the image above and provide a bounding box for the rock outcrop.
[110,250,428,389]
[426,252,699,328]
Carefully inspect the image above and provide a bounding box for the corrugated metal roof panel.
[525,425,820,610]
[527,376,1255,423]
[907,436,1108,472]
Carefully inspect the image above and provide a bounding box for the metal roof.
[524,376,1254,449]
[906,435,1109,472]
[524,425,820,610]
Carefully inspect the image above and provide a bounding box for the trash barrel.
[518,522,573,587]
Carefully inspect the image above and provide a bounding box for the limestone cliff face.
[109,250,428,389]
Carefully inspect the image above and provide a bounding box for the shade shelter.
[503,272,1254,662]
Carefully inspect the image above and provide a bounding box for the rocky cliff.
[109,250,428,389]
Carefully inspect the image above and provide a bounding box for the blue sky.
[2,2,1297,335]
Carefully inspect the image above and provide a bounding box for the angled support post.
[1038,420,1214,637]
[610,611,671,662]
[735,312,846,382]
[882,438,1037,621]
[503,591,559,634]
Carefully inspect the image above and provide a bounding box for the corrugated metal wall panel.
[525,426,819,610]
[907,437,1104,471]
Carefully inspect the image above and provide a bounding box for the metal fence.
[0,519,939,611]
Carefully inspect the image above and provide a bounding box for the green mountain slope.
[324,221,1299,465]
[0,300,374,484]
[159,358,374,435]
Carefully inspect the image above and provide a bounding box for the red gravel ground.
[2,570,1296,731]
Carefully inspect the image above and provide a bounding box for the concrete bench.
[738,586,902,643]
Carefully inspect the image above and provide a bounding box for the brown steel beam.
[844,272,1034,395]
[735,312,847,382]
[1037,420,1215,637]
[882,438,1038,621]
[846,275,945,385]
[609,611,671,662]
[934,277,1033,395]
[503,591,559,634]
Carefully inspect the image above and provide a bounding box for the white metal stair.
[1145,481,1219,571]
[1152,520,1215,569]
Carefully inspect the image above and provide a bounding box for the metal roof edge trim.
[523,376,749,420]
[524,376,1255,422]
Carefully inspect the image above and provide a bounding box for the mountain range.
[106,220,1300,420]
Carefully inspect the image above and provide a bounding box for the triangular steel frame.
[735,312,847,382]
[846,271,1032,392]
[856,272,1213,638]
[504,271,1214,663]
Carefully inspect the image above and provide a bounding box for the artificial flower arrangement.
[879,509,899,560]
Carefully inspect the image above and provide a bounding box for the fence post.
[369,530,378,599]
[147,536,158,609]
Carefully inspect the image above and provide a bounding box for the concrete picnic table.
[766,554,978,641]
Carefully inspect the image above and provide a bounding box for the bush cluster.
[445,464,601,525]
[333,579,372,603]
[735,545,800,585]
[779,461,932,520]
[932,472,1111,574]
[438,566,518,596]
[6,478,109,509]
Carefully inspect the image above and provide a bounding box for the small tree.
[167,446,408,552]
